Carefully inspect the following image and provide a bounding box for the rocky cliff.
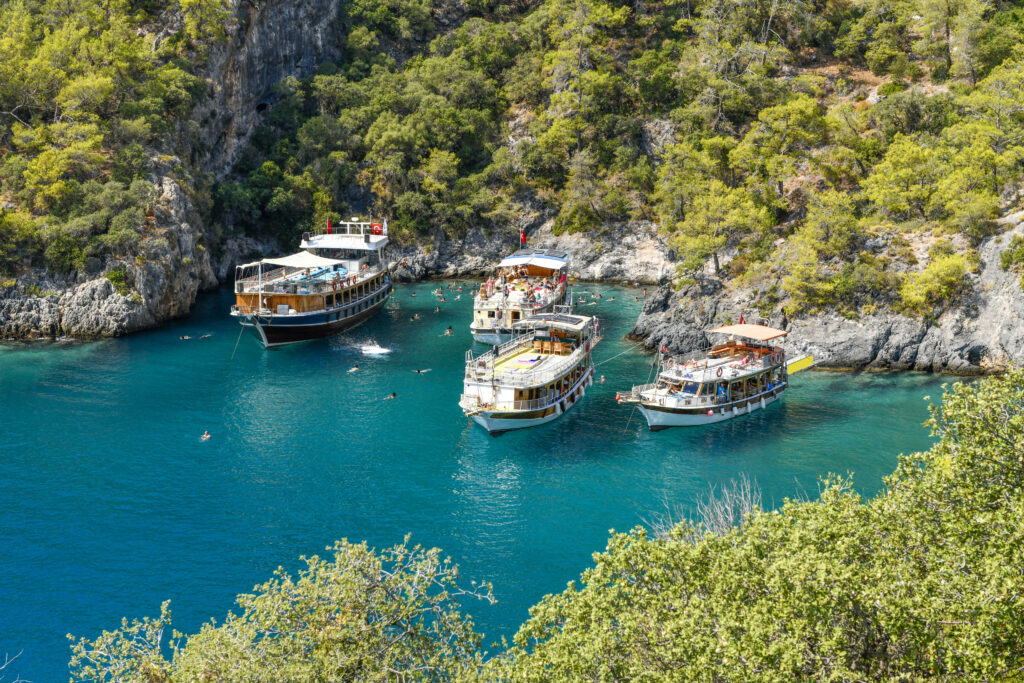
[632,212,1024,375]
[1,175,218,339]
[2,0,352,340]
[193,0,349,176]
[387,198,676,285]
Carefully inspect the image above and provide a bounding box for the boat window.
[681,381,699,394]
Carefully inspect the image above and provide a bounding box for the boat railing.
[661,351,781,383]
[629,383,659,398]
[465,334,537,374]
[460,394,567,413]
[301,221,387,240]
[493,345,586,387]
[235,263,386,295]
[637,380,786,408]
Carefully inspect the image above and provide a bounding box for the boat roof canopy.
[709,323,787,342]
[499,248,569,270]
[240,251,344,270]
[514,312,592,332]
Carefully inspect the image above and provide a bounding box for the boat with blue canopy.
[469,248,571,344]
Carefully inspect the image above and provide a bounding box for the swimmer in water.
[384,392,397,400]
[600,375,605,383]
[410,292,416,297]
[200,334,212,339]
[435,306,441,313]
[413,368,432,374]
[180,335,191,340]
[443,326,453,336]
[349,364,359,373]
[201,430,211,441]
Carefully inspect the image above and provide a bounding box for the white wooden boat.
[460,312,601,434]
[469,249,570,344]
[618,324,813,430]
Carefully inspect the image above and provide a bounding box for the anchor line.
[595,340,646,367]
[229,323,245,362]
[623,346,659,433]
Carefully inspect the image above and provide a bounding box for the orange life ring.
[716,367,723,378]
[371,223,383,235]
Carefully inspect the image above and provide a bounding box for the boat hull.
[467,371,591,434]
[639,387,784,430]
[239,288,390,349]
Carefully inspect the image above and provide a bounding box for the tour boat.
[617,324,814,430]
[231,220,391,348]
[470,248,571,344]
[459,312,602,434]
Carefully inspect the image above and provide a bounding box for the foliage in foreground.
[69,371,1024,681]
[68,539,494,682]
[492,370,1024,680]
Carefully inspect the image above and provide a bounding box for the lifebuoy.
[371,223,383,235]
[716,367,723,378]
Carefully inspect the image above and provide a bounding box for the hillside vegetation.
[67,371,1024,679]
[4,0,1024,316]
[0,0,230,280]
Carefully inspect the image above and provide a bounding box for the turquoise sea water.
[1,282,950,680]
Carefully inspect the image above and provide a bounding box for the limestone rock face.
[1,176,217,340]
[387,220,675,286]
[195,0,349,175]
[631,214,1024,375]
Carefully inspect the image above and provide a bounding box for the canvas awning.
[499,248,569,270]
[239,251,344,270]
[709,324,787,341]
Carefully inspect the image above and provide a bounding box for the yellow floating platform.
[787,353,814,374]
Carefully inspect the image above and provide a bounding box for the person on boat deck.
[717,383,727,399]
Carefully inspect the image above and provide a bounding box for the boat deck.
[492,347,573,378]
[475,278,563,309]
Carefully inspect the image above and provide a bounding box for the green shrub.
[876,80,908,97]
[999,234,1024,271]
[106,266,131,296]
[899,252,972,318]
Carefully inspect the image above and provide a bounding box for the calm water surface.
[1,282,949,680]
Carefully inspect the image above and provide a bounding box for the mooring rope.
[595,340,647,367]
[229,324,245,362]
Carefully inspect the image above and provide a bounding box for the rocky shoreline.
[631,212,1024,376]
[4,210,1022,376]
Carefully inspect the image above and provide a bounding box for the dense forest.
[65,370,1024,679]
[3,0,1024,315]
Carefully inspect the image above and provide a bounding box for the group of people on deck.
[479,270,563,304]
